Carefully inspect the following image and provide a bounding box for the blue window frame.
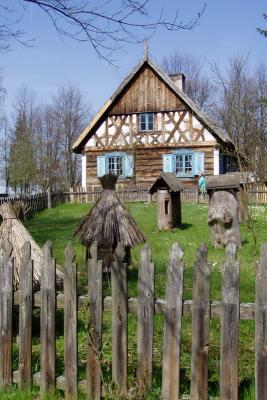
[139,113,154,131]
[107,155,123,176]
[174,152,194,176]
[163,151,204,178]
[97,152,134,178]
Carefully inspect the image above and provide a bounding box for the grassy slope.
[22,202,267,398]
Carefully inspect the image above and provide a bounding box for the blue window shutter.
[194,152,205,175]
[97,155,106,177]
[163,154,173,173]
[124,154,134,177]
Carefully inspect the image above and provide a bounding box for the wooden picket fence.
[247,183,267,204]
[66,186,201,204]
[0,192,64,219]
[0,240,267,398]
[66,184,267,205]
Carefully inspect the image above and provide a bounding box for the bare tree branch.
[257,12,267,38]
[0,0,206,62]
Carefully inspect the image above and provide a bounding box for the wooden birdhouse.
[148,173,183,230]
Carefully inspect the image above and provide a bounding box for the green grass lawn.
[19,201,267,399]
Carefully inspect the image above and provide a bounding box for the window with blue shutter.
[162,151,205,177]
[124,154,134,177]
[194,152,205,175]
[97,152,134,178]
[97,155,106,177]
[163,154,173,173]
[139,113,154,131]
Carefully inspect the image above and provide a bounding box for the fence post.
[255,244,267,399]
[190,244,211,400]
[220,242,239,400]
[136,244,154,393]
[47,187,52,209]
[41,241,56,396]
[64,243,77,400]
[0,240,13,389]
[112,243,128,392]
[87,242,103,400]
[19,242,33,389]
[162,243,184,400]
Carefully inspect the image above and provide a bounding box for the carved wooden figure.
[208,190,241,248]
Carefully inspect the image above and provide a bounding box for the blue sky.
[1,0,267,116]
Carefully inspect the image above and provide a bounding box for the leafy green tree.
[8,110,37,193]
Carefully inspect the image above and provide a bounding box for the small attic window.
[139,113,154,131]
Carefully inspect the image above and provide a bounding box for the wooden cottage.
[148,173,183,230]
[72,53,236,190]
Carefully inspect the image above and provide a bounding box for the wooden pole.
[40,241,56,397]
[136,244,154,393]
[87,242,103,400]
[255,244,267,399]
[19,242,33,389]
[220,242,239,400]
[0,241,13,389]
[190,244,211,400]
[162,243,184,400]
[47,187,52,209]
[112,244,128,392]
[64,243,78,400]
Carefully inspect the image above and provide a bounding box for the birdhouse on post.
[206,174,245,249]
[148,173,183,230]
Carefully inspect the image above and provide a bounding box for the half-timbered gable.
[73,54,234,189]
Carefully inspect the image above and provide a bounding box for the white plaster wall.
[85,111,217,147]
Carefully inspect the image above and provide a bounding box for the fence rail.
[0,239,267,398]
[65,184,267,204]
[0,192,64,219]
[0,183,266,218]
[247,183,267,204]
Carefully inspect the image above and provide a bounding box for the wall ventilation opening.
[165,200,169,215]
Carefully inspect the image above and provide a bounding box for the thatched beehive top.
[76,174,146,248]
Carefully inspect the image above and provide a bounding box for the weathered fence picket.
[136,244,154,393]
[190,244,211,400]
[162,243,184,400]
[220,242,240,400]
[1,238,267,397]
[19,242,33,389]
[255,244,267,399]
[112,244,128,391]
[41,241,56,396]
[64,244,78,400]
[87,243,103,400]
[0,241,13,389]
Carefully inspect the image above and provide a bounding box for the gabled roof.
[148,173,184,195]
[72,54,230,153]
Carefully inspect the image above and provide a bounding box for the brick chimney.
[169,73,185,92]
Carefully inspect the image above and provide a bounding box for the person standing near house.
[198,173,206,198]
